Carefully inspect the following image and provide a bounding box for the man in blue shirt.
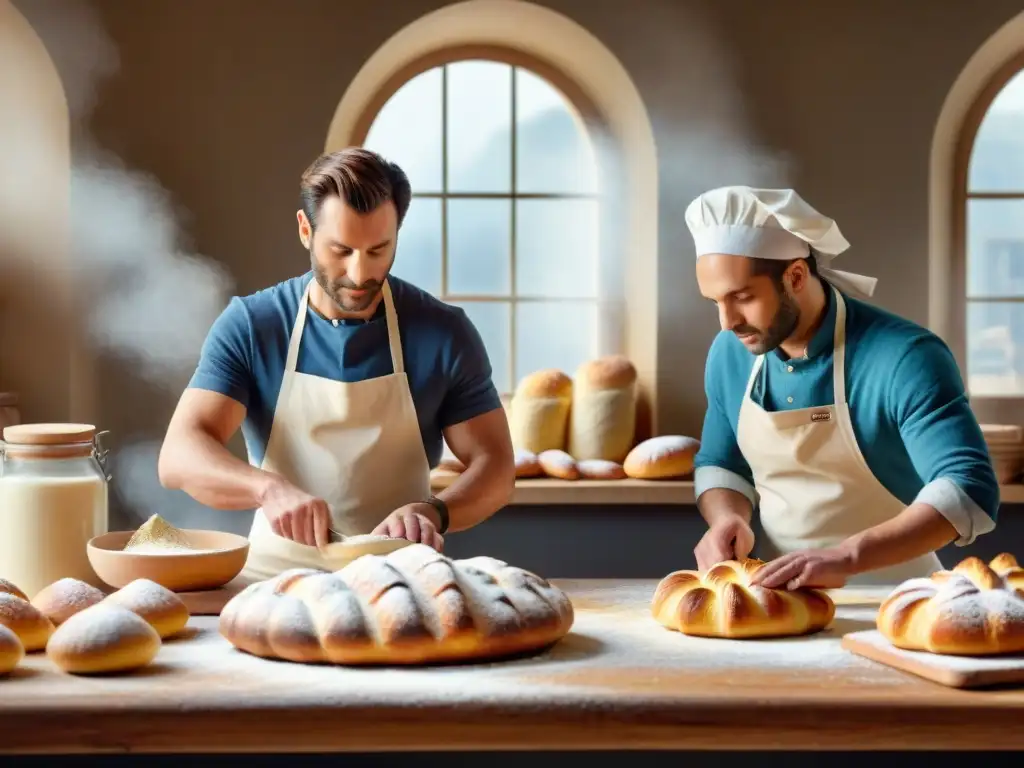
[158,148,515,580]
[685,186,999,588]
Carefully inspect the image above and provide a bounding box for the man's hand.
[260,477,332,549]
[372,503,445,551]
[694,514,755,571]
[750,545,856,590]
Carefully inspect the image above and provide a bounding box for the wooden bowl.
[87,529,250,592]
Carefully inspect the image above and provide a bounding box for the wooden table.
[0,579,1022,754]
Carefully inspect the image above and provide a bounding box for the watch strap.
[425,495,449,535]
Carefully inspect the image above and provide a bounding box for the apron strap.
[831,287,848,405]
[284,280,313,374]
[743,355,764,400]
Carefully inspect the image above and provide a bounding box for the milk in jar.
[0,423,110,598]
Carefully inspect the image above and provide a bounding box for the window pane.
[515,199,599,298]
[514,301,597,384]
[967,301,1024,396]
[515,68,597,194]
[968,69,1024,192]
[447,199,511,296]
[364,68,442,193]
[448,301,512,394]
[967,199,1024,298]
[392,198,441,296]
[446,61,512,193]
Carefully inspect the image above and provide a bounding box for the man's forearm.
[697,488,754,527]
[841,502,958,574]
[432,455,515,533]
[158,428,278,511]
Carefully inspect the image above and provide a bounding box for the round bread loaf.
[538,449,580,480]
[219,542,575,665]
[623,435,700,479]
[31,578,107,626]
[514,449,543,478]
[0,593,55,651]
[0,579,28,601]
[876,553,1024,655]
[46,603,162,674]
[103,578,190,639]
[577,459,627,480]
[508,369,572,454]
[568,356,638,462]
[652,558,836,639]
[0,625,24,675]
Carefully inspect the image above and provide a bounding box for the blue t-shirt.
[693,285,1000,547]
[187,272,502,468]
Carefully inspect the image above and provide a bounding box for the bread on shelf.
[567,356,637,462]
[876,553,1024,655]
[508,369,572,454]
[623,435,700,480]
[577,459,627,480]
[651,558,836,639]
[537,449,580,480]
[514,449,543,478]
[219,542,575,665]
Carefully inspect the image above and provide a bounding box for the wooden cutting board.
[841,630,1024,688]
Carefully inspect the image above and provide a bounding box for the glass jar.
[0,423,111,598]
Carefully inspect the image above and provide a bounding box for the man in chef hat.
[684,185,999,589]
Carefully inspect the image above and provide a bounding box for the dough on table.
[31,578,107,626]
[0,593,55,652]
[103,578,190,639]
[46,603,161,675]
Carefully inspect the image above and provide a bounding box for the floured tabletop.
[0,579,1022,753]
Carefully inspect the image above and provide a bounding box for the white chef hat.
[684,185,877,299]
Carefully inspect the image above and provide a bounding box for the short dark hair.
[751,253,819,286]
[299,148,412,231]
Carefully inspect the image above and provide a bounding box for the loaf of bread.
[31,578,106,626]
[46,603,162,674]
[538,449,580,480]
[568,356,638,461]
[219,542,575,665]
[577,459,627,480]
[623,435,700,479]
[876,553,1024,655]
[0,579,28,601]
[0,592,55,651]
[508,370,572,453]
[651,558,836,639]
[514,448,543,478]
[0,625,24,675]
[103,578,190,639]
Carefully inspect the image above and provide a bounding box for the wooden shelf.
[430,473,1024,506]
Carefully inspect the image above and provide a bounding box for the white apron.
[239,278,431,582]
[736,287,943,586]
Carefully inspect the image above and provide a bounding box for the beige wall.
[13,0,1024,443]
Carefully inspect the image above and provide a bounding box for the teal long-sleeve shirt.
[693,286,1000,546]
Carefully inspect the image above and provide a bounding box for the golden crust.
[0,593,55,652]
[514,369,573,399]
[651,558,836,639]
[574,356,637,390]
[514,449,543,478]
[0,579,28,602]
[876,553,1024,655]
[219,543,575,665]
[623,435,700,479]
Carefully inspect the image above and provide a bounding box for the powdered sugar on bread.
[31,578,106,625]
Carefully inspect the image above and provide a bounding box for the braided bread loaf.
[877,553,1024,655]
[219,543,575,665]
[651,558,836,639]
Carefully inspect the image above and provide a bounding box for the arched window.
[358,53,605,396]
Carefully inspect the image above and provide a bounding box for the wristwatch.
[423,495,449,535]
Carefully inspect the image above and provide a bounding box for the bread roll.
[623,435,700,479]
[509,370,572,453]
[514,449,543,478]
[577,459,627,480]
[0,625,24,675]
[0,593,55,651]
[103,579,190,639]
[46,604,161,674]
[0,579,28,601]
[568,356,638,461]
[652,558,835,639]
[219,542,574,665]
[538,449,579,480]
[31,578,107,626]
[876,553,1024,655]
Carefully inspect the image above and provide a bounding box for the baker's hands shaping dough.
[373,503,445,551]
[694,513,755,571]
[260,476,332,548]
[750,545,854,590]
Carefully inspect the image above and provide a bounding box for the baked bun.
[31,578,107,626]
[538,449,580,480]
[508,370,572,454]
[651,558,836,639]
[568,356,638,462]
[0,579,28,601]
[103,579,190,639]
[577,459,627,480]
[623,435,700,479]
[876,553,1024,655]
[0,593,55,651]
[514,449,543,478]
[219,542,574,665]
[46,604,161,674]
[0,625,24,675]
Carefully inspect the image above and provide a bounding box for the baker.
[685,185,999,589]
[158,147,515,581]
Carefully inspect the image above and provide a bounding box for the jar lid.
[2,423,96,445]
